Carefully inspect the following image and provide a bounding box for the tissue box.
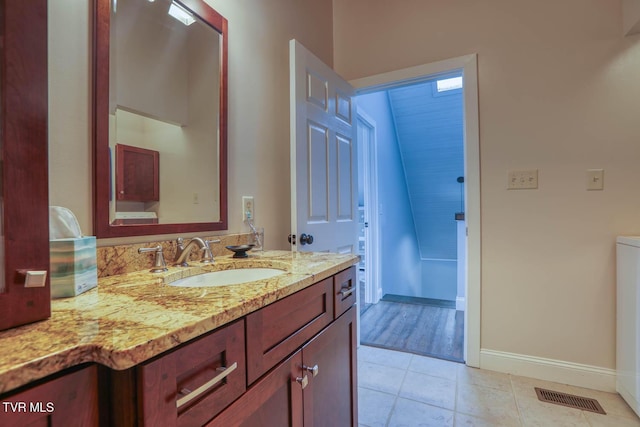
[50,237,98,298]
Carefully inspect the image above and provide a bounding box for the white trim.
[350,53,481,368]
[456,297,466,311]
[618,382,640,417]
[351,54,477,93]
[356,110,381,306]
[480,349,617,393]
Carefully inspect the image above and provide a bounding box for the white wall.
[49,0,334,246]
[357,93,422,298]
[334,0,640,371]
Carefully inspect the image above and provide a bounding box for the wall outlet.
[242,196,254,221]
[507,169,538,190]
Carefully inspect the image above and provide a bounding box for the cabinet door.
[0,365,98,427]
[0,0,50,330]
[115,144,160,202]
[302,306,358,427]
[206,351,304,427]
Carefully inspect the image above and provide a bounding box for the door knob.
[299,234,314,245]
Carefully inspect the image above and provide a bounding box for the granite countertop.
[0,250,358,394]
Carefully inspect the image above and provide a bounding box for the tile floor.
[358,345,640,427]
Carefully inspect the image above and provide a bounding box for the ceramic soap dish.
[225,244,255,258]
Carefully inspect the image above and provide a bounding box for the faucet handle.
[175,237,185,254]
[138,246,168,273]
[201,239,221,264]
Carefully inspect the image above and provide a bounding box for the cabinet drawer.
[246,278,334,385]
[138,319,246,427]
[334,266,357,318]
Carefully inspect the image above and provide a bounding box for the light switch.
[586,169,604,190]
[507,169,538,190]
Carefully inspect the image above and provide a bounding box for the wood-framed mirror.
[93,0,228,238]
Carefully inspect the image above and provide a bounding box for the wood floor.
[360,299,464,363]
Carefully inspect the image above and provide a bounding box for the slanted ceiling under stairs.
[386,75,464,260]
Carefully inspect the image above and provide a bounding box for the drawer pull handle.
[340,287,354,298]
[176,362,238,409]
[295,375,309,389]
[303,364,319,377]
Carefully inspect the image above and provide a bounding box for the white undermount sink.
[168,268,285,288]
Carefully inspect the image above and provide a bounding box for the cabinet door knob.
[303,364,319,377]
[295,375,308,389]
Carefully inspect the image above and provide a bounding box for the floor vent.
[535,387,606,414]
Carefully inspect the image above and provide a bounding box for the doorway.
[356,110,381,315]
[352,54,480,366]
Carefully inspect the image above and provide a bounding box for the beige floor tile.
[457,365,513,393]
[516,395,590,427]
[357,346,640,427]
[409,354,459,381]
[359,345,413,370]
[399,371,457,410]
[583,411,640,427]
[561,384,639,420]
[510,375,574,401]
[454,412,521,427]
[359,360,407,395]
[358,386,396,427]
[456,382,520,425]
[388,397,454,427]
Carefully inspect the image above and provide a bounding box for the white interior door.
[290,39,357,254]
[356,111,381,304]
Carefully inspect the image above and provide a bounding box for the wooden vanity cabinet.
[209,267,358,427]
[208,307,357,427]
[0,365,99,427]
[105,266,357,426]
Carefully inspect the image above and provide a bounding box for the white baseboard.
[480,349,616,392]
[456,296,465,311]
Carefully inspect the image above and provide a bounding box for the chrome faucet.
[246,217,263,250]
[174,237,207,266]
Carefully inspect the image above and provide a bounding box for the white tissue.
[49,206,83,239]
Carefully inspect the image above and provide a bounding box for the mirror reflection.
[109,0,221,225]
[94,0,228,238]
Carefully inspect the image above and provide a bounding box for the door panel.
[302,307,358,427]
[308,121,330,223]
[206,352,303,427]
[336,134,354,221]
[290,39,357,253]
